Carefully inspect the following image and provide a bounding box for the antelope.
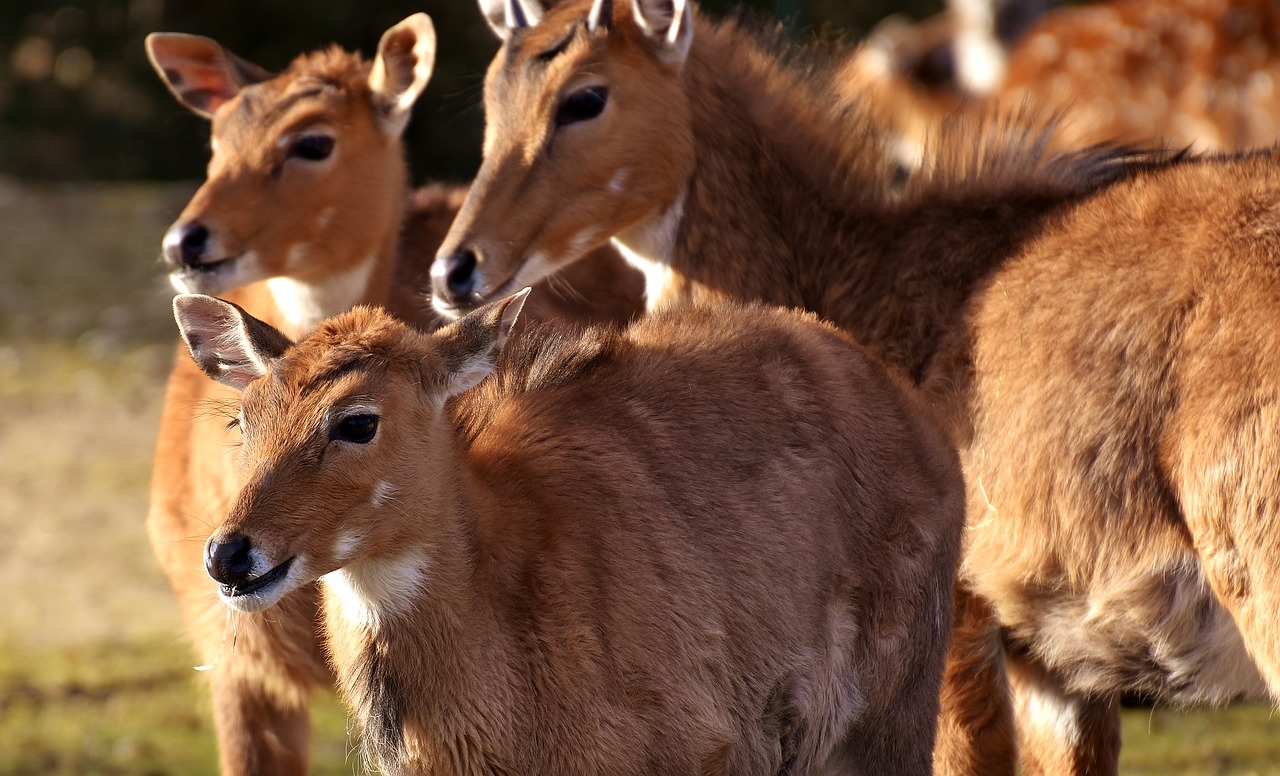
[433,0,1280,772]
[144,16,641,774]
[846,0,1280,168]
[172,289,965,775]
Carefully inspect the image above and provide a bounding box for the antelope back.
[432,0,694,318]
[146,15,436,297]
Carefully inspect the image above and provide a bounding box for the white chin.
[217,557,305,613]
[430,295,468,320]
[170,267,233,296]
[219,587,287,613]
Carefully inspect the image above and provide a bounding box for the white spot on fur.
[607,168,629,193]
[334,530,364,563]
[371,481,397,509]
[317,206,336,231]
[954,33,1006,95]
[1015,669,1081,750]
[287,243,310,270]
[857,45,892,78]
[266,255,376,335]
[322,552,428,632]
[568,227,601,259]
[521,250,554,282]
[612,191,685,310]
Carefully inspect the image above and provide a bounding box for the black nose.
[166,221,210,269]
[434,249,478,304]
[205,533,254,586]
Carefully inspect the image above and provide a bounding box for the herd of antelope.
[140,0,1280,773]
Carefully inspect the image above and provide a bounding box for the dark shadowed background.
[0,0,939,182]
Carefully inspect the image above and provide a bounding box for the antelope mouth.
[220,556,296,601]
[169,253,245,293]
[435,268,522,319]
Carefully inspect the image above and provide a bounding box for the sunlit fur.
[186,299,964,775]
[444,1,1280,773]
[145,17,642,775]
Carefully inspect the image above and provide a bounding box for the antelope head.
[173,290,529,614]
[146,14,436,296]
[431,0,695,317]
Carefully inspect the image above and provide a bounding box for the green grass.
[0,640,353,776]
[1122,705,1280,775]
[2,177,1279,773]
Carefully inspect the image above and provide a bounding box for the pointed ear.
[478,0,546,41]
[432,288,531,399]
[369,14,437,137]
[587,0,614,33]
[631,0,692,66]
[145,33,272,118]
[173,294,292,391]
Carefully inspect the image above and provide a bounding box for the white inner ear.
[369,15,437,136]
[511,0,545,28]
[447,352,497,398]
[216,317,271,376]
[631,0,692,65]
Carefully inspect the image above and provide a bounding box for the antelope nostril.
[178,223,210,264]
[445,249,478,298]
[205,533,254,586]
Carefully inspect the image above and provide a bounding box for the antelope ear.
[433,288,531,398]
[631,0,692,66]
[478,0,546,41]
[369,14,437,137]
[145,33,272,118]
[173,294,292,391]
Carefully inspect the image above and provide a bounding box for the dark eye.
[290,134,334,161]
[332,413,378,444]
[555,86,609,127]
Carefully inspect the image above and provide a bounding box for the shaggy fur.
[439,0,1280,772]
[145,18,641,774]
[179,297,964,776]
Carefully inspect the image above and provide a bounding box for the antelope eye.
[332,413,379,444]
[555,86,609,127]
[290,133,334,161]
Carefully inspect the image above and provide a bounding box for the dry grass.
[0,177,1277,773]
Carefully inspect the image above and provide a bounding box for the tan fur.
[177,296,964,775]
[845,0,1280,166]
[145,18,642,775]
[439,1,1280,772]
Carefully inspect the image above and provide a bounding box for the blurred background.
[2,0,1279,773]
[0,0,936,182]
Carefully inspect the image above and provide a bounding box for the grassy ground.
[1,178,1278,773]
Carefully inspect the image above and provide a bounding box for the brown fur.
[845,0,1280,166]
[177,296,964,775]
[145,17,642,775]
[439,1,1280,772]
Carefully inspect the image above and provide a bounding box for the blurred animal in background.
[144,15,640,775]
[847,0,1280,167]
[174,290,965,776]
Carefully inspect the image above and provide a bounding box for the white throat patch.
[267,256,377,336]
[322,552,428,632]
[612,191,686,311]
